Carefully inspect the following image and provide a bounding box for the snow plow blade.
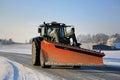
[41,40,105,66]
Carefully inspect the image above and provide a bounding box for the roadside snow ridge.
[0,57,66,80]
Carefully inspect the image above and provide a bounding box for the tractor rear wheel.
[32,41,40,65]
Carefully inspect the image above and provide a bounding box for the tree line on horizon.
[1,33,120,44]
[0,38,15,44]
[77,33,120,44]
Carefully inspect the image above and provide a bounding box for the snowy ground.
[0,44,31,54]
[0,44,65,80]
[0,44,120,80]
[103,50,120,67]
[0,56,66,80]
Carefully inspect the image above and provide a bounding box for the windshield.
[47,26,65,38]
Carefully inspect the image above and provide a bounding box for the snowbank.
[0,56,65,80]
[103,51,120,59]
[102,51,120,67]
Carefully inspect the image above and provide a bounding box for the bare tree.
[77,33,109,44]
[77,34,92,43]
[111,33,120,42]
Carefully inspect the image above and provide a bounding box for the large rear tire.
[32,41,40,66]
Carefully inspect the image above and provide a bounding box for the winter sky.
[0,0,120,42]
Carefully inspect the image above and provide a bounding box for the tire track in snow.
[7,61,19,80]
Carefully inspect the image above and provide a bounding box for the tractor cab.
[38,22,80,47]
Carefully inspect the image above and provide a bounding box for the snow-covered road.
[0,56,57,80]
[0,44,66,80]
[0,44,120,80]
[0,56,66,80]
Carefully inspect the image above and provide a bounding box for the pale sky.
[0,0,120,42]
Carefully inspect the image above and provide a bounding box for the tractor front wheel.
[40,50,51,68]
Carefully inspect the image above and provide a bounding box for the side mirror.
[71,27,75,32]
[38,28,41,33]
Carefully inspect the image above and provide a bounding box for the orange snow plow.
[32,22,105,68]
[41,40,105,66]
